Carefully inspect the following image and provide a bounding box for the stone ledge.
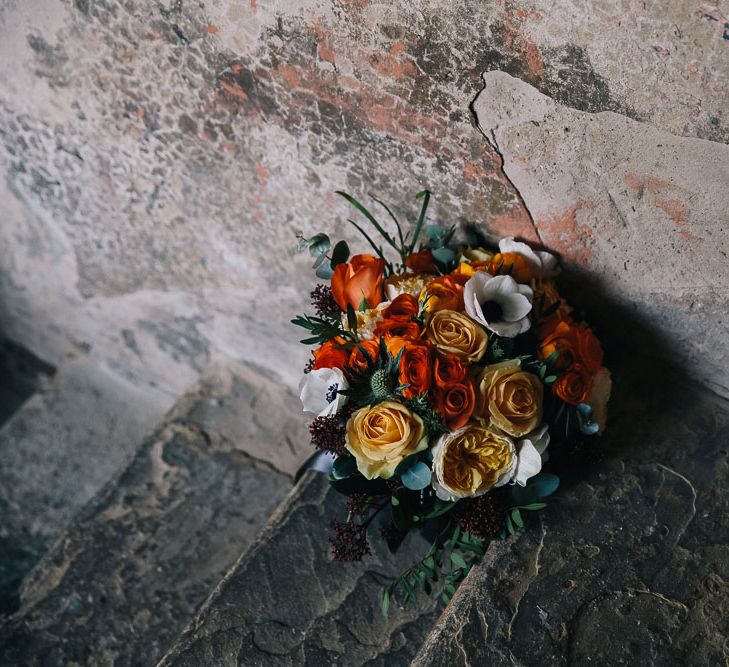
[0,358,309,666]
[158,470,443,667]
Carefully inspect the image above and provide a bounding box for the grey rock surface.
[412,355,729,666]
[0,354,170,614]
[158,470,442,667]
[0,358,310,665]
[473,70,729,398]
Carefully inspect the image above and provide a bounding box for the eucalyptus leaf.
[576,402,593,418]
[315,260,333,279]
[308,233,331,257]
[531,473,560,499]
[431,247,456,264]
[401,461,432,490]
[581,420,600,435]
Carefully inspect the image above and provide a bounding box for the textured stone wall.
[0,0,727,397]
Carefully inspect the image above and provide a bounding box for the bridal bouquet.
[294,191,611,614]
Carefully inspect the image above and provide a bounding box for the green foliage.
[405,394,449,440]
[381,521,490,616]
[336,190,433,274]
[291,313,352,346]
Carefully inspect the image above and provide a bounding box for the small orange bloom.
[421,276,463,312]
[313,337,349,370]
[398,342,433,399]
[382,294,419,321]
[539,321,603,374]
[375,319,423,340]
[405,250,437,273]
[489,252,534,283]
[433,353,468,388]
[331,254,386,311]
[348,338,380,372]
[554,364,593,405]
[375,294,422,340]
[435,379,476,430]
[449,263,476,282]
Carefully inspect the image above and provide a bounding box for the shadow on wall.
[548,265,726,493]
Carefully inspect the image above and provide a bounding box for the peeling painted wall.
[0,0,727,398]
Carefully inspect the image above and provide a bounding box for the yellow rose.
[476,360,543,437]
[426,310,487,364]
[345,401,427,479]
[432,425,515,500]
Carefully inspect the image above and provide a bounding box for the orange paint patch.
[537,202,595,263]
[256,162,268,185]
[277,64,301,88]
[655,197,688,224]
[371,41,417,81]
[624,171,675,196]
[502,9,545,82]
[218,77,249,102]
[317,42,336,65]
[487,211,540,244]
[207,24,219,34]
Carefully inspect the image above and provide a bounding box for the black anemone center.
[481,300,504,322]
[326,383,339,403]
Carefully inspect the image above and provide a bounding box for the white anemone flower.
[499,236,559,278]
[511,425,550,486]
[464,273,533,338]
[298,367,348,417]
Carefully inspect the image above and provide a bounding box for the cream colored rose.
[432,425,515,501]
[426,309,487,364]
[345,401,427,479]
[384,272,431,301]
[476,360,543,437]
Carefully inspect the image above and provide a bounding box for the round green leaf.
[400,461,432,490]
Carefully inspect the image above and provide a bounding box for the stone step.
[0,338,55,428]
[412,360,729,666]
[0,357,310,666]
[0,354,170,615]
[157,469,444,667]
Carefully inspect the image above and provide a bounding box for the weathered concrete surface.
[1,1,727,398]
[0,354,170,615]
[158,470,441,667]
[413,353,729,666]
[473,70,729,398]
[0,358,310,666]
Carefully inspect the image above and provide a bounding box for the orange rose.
[539,321,603,374]
[348,338,380,372]
[405,250,437,273]
[421,276,463,313]
[433,353,468,388]
[375,294,422,340]
[398,342,433,399]
[435,379,476,430]
[374,319,423,340]
[331,254,386,311]
[313,337,349,370]
[489,252,534,283]
[382,294,419,320]
[554,364,593,405]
